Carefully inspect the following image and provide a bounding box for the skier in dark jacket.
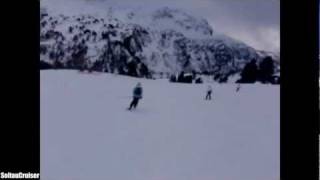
[205,85,212,100]
[128,82,143,110]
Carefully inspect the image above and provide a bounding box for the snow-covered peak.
[149,7,213,38]
[123,6,213,39]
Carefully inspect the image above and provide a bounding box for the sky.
[42,0,280,52]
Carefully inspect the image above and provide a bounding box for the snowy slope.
[41,70,280,180]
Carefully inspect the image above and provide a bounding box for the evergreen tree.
[177,71,185,82]
[237,59,258,83]
[169,74,177,82]
[258,56,275,83]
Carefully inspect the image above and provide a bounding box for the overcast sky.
[43,0,280,52]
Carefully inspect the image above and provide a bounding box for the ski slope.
[40,70,280,180]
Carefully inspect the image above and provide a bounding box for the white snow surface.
[41,70,279,180]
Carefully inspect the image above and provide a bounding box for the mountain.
[40,3,280,82]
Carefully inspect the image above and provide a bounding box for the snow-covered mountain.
[40,2,280,82]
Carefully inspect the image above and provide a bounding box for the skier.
[205,85,212,100]
[236,84,241,92]
[128,82,143,110]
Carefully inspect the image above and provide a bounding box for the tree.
[139,63,150,78]
[71,46,88,71]
[177,71,185,82]
[54,60,64,69]
[127,60,138,77]
[40,61,53,70]
[237,59,258,83]
[258,56,275,83]
[169,74,177,82]
[192,70,197,80]
[195,77,203,84]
